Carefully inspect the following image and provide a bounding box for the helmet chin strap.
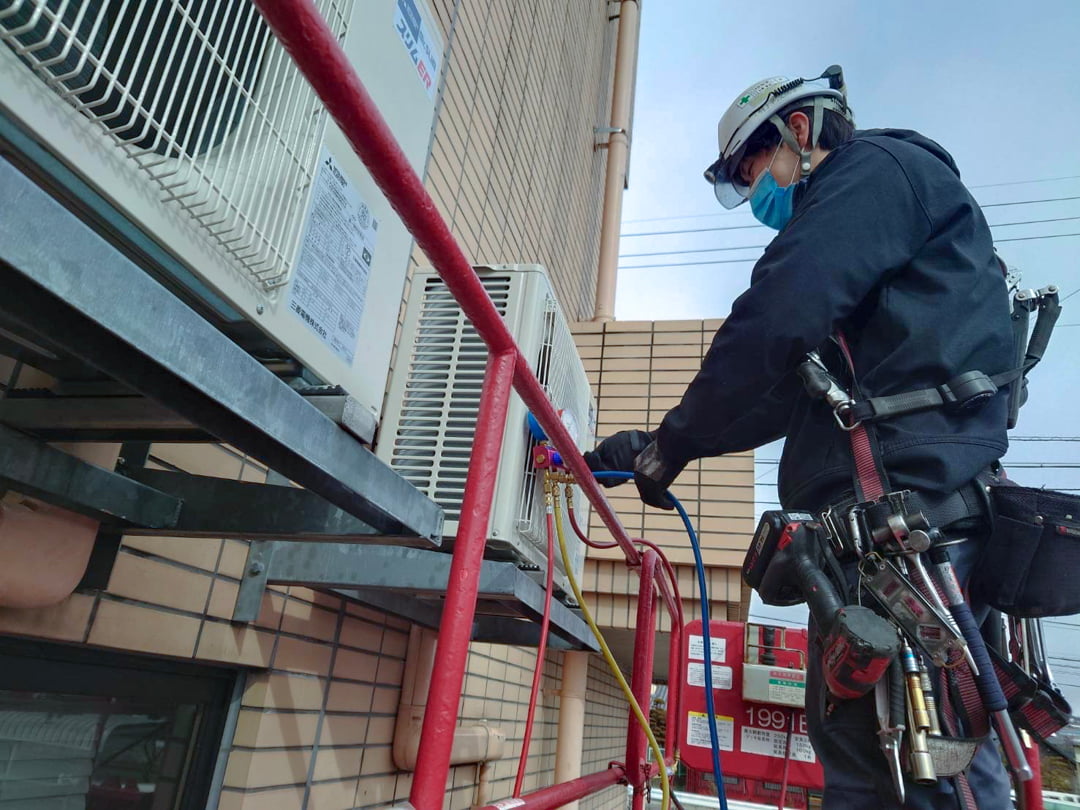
[769,93,826,177]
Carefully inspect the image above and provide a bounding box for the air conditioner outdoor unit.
[0,0,444,439]
[378,264,596,592]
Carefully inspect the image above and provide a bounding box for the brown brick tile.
[121,536,222,571]
[312,747,364,783]
[281,599,339,642]
[224,748,311,789]
[87,599,199,658]
[107,552,212,614]
[318,714,370,747]
[152,443,244,479]
[0,593,94,642]
[272,635,334,677]
[232,709,320,748]
[196,621,275,667]
[307,778,361,810]
[326,680,375,713]
[243,673,326,711]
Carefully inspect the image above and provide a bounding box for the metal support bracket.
[0,393,377,444]
[0,159,441,544]
[0,424,180,527]
[231,542,598,650]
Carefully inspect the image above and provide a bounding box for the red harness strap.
[835,333,886,501]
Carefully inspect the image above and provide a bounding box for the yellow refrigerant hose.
[552,487,671,810]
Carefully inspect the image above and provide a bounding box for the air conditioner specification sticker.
[686,712,733,751]
[739,727,816,763]
[288,147,377,364]
[687,663,734,690]
[394,0,441,99]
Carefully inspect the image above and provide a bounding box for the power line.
[621,196,1080,239]
[619,231,1080,270]
[969,174,1080,190]
[620,175,1080,226]
[621,243,768,260]
[1011,436,1080,441]
[995,232,1080,244]
[619,216,1080,260]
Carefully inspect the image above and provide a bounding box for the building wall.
[419,0,615,321]
[0,442,628,810]
[0,2,636,810]
[571,320,754,638]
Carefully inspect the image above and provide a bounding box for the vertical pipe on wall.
[593,0,641,322]
[553,651,591,810]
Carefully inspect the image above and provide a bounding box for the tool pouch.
[971,481,1080,617]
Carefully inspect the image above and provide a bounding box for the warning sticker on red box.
[686,711,733,751]
[739,726,816,763]
[687,663,733,690]
[688,635,726,662]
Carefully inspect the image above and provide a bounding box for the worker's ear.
[786,110,812,151]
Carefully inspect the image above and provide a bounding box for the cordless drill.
[743,512,898,699]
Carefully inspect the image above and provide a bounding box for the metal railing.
[251,2,682,808]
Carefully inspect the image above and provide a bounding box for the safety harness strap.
[845,287,1061,426]
[834,333,889,501]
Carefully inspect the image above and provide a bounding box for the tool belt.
[819,479,989,564]
[970,473,1080,618]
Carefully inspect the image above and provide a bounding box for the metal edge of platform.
[0,159,442,544]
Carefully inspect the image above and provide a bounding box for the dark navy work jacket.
[656,129,1013,510]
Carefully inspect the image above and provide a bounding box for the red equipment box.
[680,619,824,792]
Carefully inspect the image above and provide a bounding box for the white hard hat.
[704,66,853,208]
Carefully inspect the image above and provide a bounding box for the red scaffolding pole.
[251,3,684,808]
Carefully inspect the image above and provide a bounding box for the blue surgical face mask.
[747,145,801,230]
[749,171,797,230]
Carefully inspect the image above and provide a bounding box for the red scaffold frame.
[251,3,685,809]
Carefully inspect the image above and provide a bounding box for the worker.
[584,67,1015,808]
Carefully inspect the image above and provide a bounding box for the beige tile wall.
[571,320,755,630]
[0,440,632,810]
[412,0,615,321]
[0,0,644,808]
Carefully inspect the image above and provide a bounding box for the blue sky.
[614,1,1080,706]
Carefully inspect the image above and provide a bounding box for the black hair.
[741,102,855,160]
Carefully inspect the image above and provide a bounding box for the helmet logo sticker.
[737,93,753,107]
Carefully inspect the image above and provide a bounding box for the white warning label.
[686,712,733,751]
[768,677,806,706]
[739,726,816,763]
[687,663,733,690]
[688,635,726,663]
[288,147,377,364]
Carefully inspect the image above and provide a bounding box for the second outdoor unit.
[0,0,445,439]
[379,264,595,591]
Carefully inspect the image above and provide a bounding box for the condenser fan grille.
[390,275,512,521]
[0,0,352,289]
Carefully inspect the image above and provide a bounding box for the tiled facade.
[0,1,754,810]
[572,320,753,634]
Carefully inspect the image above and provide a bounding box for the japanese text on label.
[686,712,733,751]
[687,663,733,690]
[688,635,726,663]
[739,726,816,763]
[288,147,377,364]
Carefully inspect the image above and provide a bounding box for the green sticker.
[738,94,752,107]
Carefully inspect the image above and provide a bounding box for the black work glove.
[584,429,653,486]
[583,430,683,511]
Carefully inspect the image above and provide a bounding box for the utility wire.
[620,215,1080,260]
[622,196,1080,238]
[620,232,1080,270]
[621,175,1080,226]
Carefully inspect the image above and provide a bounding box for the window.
[0,638,236,810]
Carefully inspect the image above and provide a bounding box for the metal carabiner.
[833,401,861,432]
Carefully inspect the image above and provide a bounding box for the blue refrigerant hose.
[593,471,729,810]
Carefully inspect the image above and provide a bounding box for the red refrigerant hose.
[514,502,557,796]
